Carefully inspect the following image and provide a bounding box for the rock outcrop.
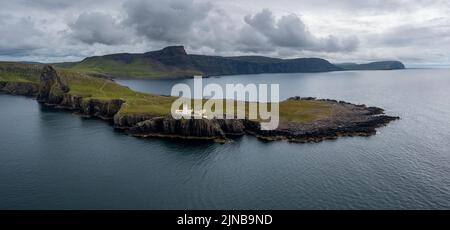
[58,94,123,120]
[37,65,69,104]
[129,117,227,142]
[29,65,399,143]
[249,114,399,143]
[0,81,39,96]
[113,113,157,129]
[36,65,123,121]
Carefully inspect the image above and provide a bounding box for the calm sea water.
[1,69,450,209]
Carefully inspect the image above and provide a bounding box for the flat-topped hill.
[56,46,341,78]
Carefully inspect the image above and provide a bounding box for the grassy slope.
[0,62,41,83]
[57,57,201,79]
[279,100,333,123]
[59,70,334,122]
[1,62,334,123]
[57,69,176,115]
[54,47,339,79]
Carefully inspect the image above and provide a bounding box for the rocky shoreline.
[0,81,39,97]
[1,65,400,144]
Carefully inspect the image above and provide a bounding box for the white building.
[175,103,208,118]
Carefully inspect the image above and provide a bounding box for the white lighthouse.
[174,102,208,118]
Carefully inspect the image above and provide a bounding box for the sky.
[1,0,450,67]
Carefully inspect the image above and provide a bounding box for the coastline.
[1,65,400,144]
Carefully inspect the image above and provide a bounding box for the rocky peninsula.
[1,64,399,143]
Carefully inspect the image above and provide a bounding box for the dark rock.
[0,81,39,96]
[37,65,69,104]
[36,65,122,120]
[130,117,226,140]
[365,106,385,115]
[113,113,156,128]
[28,65,400,145]
[336,61,406,70]
[80,99,123,120]
[216,119,246,135]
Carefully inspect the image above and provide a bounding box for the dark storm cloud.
[242,9,358,52]
[0,0,360,59]
[0,15,44,56]
[123,0,213,43]
[19,0,84,9]
[119,1,357,53]
[244,9,315,48]
[0,0,449,65]
[68,12,131,45]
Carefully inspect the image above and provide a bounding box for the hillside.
[55,46,341,78]
[0,62,336,121]
[1,63,399,143]
[0,62,42,83]
[336,61,406,70]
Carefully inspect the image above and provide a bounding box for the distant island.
[0,62,399,143]
[54,46,406,79]
[336,61,406,70]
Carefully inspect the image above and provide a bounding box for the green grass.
[57,69,177,116]
[60,70,334,122]
[57,57,202,79]
[1,61,335,123]
[279,100,334,123]
[0,62,41,83]
[0,72,36,82]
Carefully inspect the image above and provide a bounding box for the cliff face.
[37,65,69,104]
[129,117,227,141]
[0,62,41,96]
[59,94,123,120]
[336,61,406,70]
[144,46,193,69]
[0,81,39,96]
[36,66,123,120]
[56,46,343,78]
[113,113,157,128]
[56,46,407,79]
[188,55,341,76]
[31,66,256,141]
[30,65,399,143]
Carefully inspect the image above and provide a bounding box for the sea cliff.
[55,46,405,79]
[2,65,399,143]
[0,81,39,96]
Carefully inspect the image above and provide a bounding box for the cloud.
[372,22,450,47]
[19,0,85,10]
[68,12,131,45]
[123,0,213,43]
[122,2,358,54]
[0,15,45,56]
[0,0,449,65]
[242,9,358,52]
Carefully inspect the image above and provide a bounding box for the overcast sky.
[1,0,450,66]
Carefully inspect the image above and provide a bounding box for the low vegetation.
[58,56,201,79]
[1,62,335,123]
[0,62,41,83]
[54,46,340,79]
